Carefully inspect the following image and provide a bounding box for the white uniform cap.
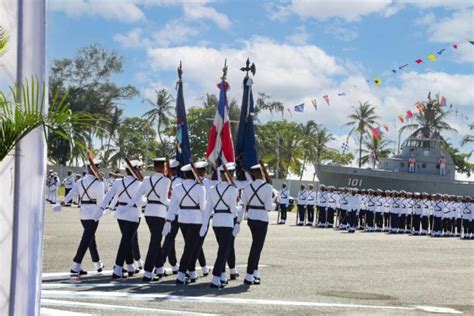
[181,164,192,172]
[153,157,166,162]
[195,161,209,169]
[250,164,261,170]
[217,162,236,172]
[170,159,180,168]
[128,160,142,168]
[87,159,102,166]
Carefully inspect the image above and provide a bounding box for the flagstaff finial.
[240,58,256,77]
[221,59,228,80]
[178,61,183,80]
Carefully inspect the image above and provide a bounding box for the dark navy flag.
[294,103,304,112]
[235,76,258,173]
[175,78,192,172]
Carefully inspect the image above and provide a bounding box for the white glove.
[232,223,240,237]
[52,204,62,213]
[162,221,171,236]
[102,208,111,217]
[199,224,208,237]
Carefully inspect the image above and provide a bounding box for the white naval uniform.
[62,174,105,272]
[202,182,239,282]
[127,173,171,277]
[239,179,273,281]
[48,176,60,203]
[166,179,206,277]
[317,191,329,226]
[346,194,361,231]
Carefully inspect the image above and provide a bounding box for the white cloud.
[182,2,231,30]
[426,10,474,43]
[285,25,309,45]
[288,0,393,22]
[50,0,146,23]
[146,36,345,105]
[324,22,359,41]
[153,21,200,47]
[113,28,145,48]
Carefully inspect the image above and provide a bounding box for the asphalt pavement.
[42,203,474,315]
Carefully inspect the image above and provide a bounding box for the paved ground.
[42,203,474,315]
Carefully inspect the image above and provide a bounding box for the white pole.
[10,1,47,315]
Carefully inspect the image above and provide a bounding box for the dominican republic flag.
[175,76,192,174]
[294,103,304,112]
[206,79,235,167]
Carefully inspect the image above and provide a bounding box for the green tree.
[143,89,174,144]
[461,123,473,149]
[345,101,380,167]
[298,120,319,180]
[442,142,474,177]
[360,135,393,168]
[48,43,138,164]
[399,93,457,140]
[320,150,354,166]
[112,117,159,168]
[255,92,284,121]
[311,126,335,180]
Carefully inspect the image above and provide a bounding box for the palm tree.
[311,127,335,180]
[298,120,319,180]
[461,123,474,147]
[360,135,392,168]
[142,89,174,144]
[1,79,100,162]
[345,101,380,167]
[399,93,457,142]
[255,92,284,121]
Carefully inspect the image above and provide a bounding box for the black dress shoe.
[143,276,159,282]
[230,273,239,280]
[221,280,229,285]
[172,270,178,275]
[97,263,104,273]
[70,269,87,276]
[253,278,261,285]
[210,283,224,289]
[190,277,198,283]
[127,271,135,277]
[243,279,255,285]
[176,279,190,285]
[112,273,126,279]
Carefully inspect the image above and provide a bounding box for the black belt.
[214,209,231,214]
[148,200,164,205]
[248,205,265,210]
[118,202,137,207]
[181,206,200,210]
[81,200,96,204]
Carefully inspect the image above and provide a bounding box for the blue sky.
[44,0,474,176]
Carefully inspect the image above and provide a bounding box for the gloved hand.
[162,221,171,236]
[199,224,208,237]
[102,208,111,217]
[232,223,240,237]
[52,204,62,213]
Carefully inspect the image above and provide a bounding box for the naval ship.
[316,136,474,195]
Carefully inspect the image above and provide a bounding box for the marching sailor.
[306,184,317,226]
[162,163,206,284]
[421,193,432,235]
[375,189,384,232]
[194,161,211,276]
[55,159,105,275]
[277,183,290,225]
[156,159,181,276]
[238,164,274,285]
[200,163,239,288]
[462,196,473,239]
[99,160,143,278]
[296,185,308,226]
[47,172,60,204]
[63,171,76,206]
[126,158,171,282]
[338,188,349,229]
[327,186,338,228]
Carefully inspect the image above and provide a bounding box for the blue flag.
[175,78,191,173]
[294,103,304,112]
[235,76,258,173]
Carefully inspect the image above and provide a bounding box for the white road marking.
[43,283,176,289]
[41,307,91,316]
[42,265,267,281]
[41,299,216,315]
[41,290,462,314]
